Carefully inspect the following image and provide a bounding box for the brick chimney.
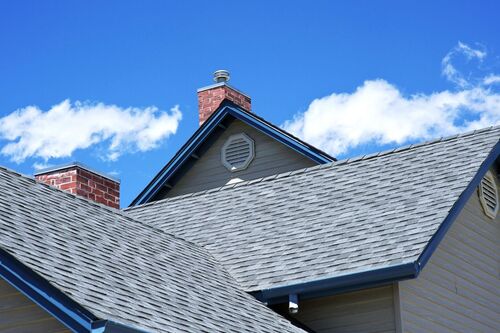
[35,162,120,209]
[197,70,251,126]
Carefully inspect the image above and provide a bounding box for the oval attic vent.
[221,133,255,172]
[478,170,499,219]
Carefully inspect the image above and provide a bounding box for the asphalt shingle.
[127,126,500,292]
[0,167,303,333]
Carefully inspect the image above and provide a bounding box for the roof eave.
[0,248,148,333]
[254,139,500,305]
[0,247,98,332]
[252,262,419,304]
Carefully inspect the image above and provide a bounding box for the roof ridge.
[126,124,500,211]
[0,165,210,253]
[2,167,254,290]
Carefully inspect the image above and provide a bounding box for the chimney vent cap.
[213,70,230,83]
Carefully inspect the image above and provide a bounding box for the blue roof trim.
[130,101,335,206]
[101,321,151,333]
[253,140,499,304]
[416,140,500,269]
[91,320,108,333]
[0,247,97,332]
[0,248,149,333]
[253,262,419,304]
[227,107,333,164]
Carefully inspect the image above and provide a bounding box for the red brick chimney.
[197,70,251,126]
[35,162,120,209]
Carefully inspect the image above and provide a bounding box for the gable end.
[130,101,335,206]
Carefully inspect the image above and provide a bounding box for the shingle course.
[127,126,500,292]
[0,167,303,333]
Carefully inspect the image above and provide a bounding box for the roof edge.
[92,320,150,333]
[252,138,499,304]
[0,247,99,332]
[252,262,419,304]
[416,140,500,269]
[0,247,150,333]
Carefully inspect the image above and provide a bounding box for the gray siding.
[293,285,396,333]
[165,119,316,197]
[0,278,69,333]
[398,168,500,333]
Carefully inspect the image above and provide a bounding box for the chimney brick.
[35,163,120,209]
[197,83,251,126]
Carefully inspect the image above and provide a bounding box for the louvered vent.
[478,171,498,219]
[221,133,255,172]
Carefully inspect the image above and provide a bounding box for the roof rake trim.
[0,248,149,333]
[0,247,97,332]
[253,140,500,304]
[416,140,500,268]
[130,100,335,206]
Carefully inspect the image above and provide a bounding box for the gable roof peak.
[129,100,335,206]
[127,123,500,301]
[127,124,500,210]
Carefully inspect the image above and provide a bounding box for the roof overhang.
[130,100,335,207]
[252,262,419,305]
[0,247,146,333]
[253,140,500,305]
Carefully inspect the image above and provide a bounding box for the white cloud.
[484,74,500,85]
[0,100,182,163]
[283,81,500,156]
[284,41,500,157]
[107,170,120,177]
[441,41,487,88]
[456,41,486,60]
[32,162,53,171]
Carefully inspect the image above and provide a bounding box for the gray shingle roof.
[127,126,500,292]
[0,167,304,333]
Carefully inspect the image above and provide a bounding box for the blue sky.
[1,1,499,206]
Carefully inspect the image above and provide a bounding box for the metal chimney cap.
[214,70,230,83]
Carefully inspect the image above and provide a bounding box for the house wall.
[0,278,70,332]
[291,285,397,333]
[165,119,317,197]
[397,168,500,333]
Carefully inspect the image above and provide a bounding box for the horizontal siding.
[165,119,316,197]
[0,278,70,333]
[293,286,396,333]
[398,168,500,333]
